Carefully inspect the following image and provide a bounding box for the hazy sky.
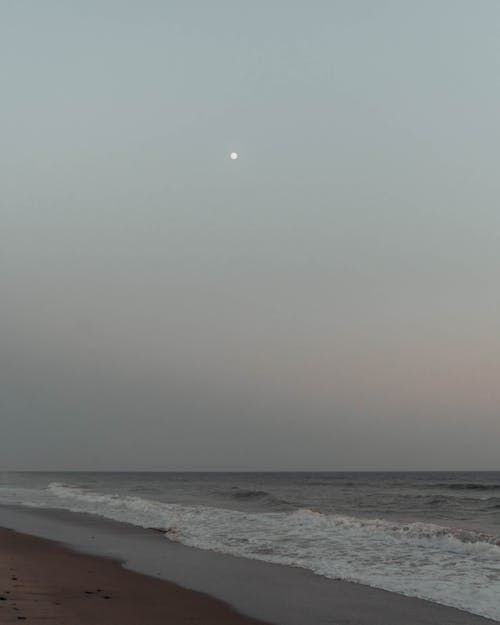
[2,1,500,470]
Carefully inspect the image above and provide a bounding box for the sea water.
[1,471,499,621]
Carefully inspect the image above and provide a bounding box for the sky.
[1,1,500,471]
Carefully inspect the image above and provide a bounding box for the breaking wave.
[44,483,500,551]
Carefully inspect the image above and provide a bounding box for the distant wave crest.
[224,488,293,509]
[436,482,500,491]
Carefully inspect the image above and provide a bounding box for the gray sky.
[2,1,500,470]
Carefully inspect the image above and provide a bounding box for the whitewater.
[1,472,499,621]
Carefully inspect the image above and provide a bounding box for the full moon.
[230,152,238,160]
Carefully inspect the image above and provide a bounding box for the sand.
[0,527,268,625]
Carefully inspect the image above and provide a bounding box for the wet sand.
[0,527,268,625]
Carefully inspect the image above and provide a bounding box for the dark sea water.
[1,471,499,620]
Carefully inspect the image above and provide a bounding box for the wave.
[435,482,500,491]
[300,480,359,487]
[312,511,500,548]
[45,482,500,549]
[423,496,448,506]
[230,489,271,499]
[415,493,500,507]
[9,482,500,622]
[224,488,294,509]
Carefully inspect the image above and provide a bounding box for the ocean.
[1,471,499,621]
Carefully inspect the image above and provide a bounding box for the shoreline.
[1,505,498,625]
[0,526,268,625]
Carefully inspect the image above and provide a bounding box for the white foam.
[2,482,500,621]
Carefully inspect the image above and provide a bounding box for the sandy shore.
[1,507,497,625]
[0,527,268,625]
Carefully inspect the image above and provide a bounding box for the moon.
[230,152,239,160]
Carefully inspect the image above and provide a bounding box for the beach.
[0,526,268,624]
[1,502,498,625]
[2,472,500,621]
